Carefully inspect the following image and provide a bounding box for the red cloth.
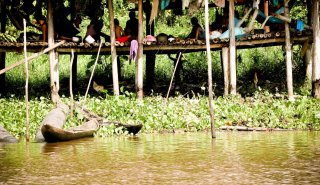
[116,36,129,43]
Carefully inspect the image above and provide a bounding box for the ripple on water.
[0,131,319,184]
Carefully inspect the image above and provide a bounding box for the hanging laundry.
[252,0,260,9]
[149,0,160,25]
[129,40,138,63]
[215,0,225,7]
[272,0,279,6]
[188,0,204,15]
[296,20,304,32]
[182,0,190,10]
[160,0,170,10]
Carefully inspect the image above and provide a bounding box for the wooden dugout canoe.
[41,119,99,143]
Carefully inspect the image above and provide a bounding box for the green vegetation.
[1,90,320,140]
[1,0,318,140]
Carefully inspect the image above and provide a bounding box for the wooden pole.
[48,0,59,104]
[23,19,30,142]
[145,0,156,91]
[108,0,120,96]
[284,0,294,100]
[264,0,270,33]
[0,0,6,94]
[222,47,229,96]
[0,41,65,75]
[70,0,78,90]
[166,52,182,100]
[305,43,313,81]
[229,0,237,95]
[85,42,103,100]
[312,0,320,98]
[305,0,313,81]
[137,0,144,99]
[205,0,216,139]
[70,49,74,117]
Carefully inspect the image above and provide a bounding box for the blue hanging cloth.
[296,20,304,32]
[161,0,170,10]
[272,0,279,6]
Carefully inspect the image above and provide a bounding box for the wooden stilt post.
[284,0,294,100]
[0,0,6,94]
[312,0,320,98]
[23,19,30,142]
[108,0,120,96]
[48,0,59,103]
[221,47,229,96]
[229,0,237,95]
[145,0,156,92]
[70,0,78,90]
[305,0,313,81]
[264,0,270,33]
[137,0,144,99]
[205,0,216,139]
[305,44,313,81]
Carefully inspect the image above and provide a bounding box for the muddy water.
[0,131,319,184]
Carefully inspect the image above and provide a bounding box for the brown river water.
[0,131,320,185]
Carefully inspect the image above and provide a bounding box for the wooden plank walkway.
[0,31,313,55]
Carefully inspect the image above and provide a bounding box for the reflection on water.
[0,132,320,184]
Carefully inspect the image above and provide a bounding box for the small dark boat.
[41,120,99,143]
[103,122,143,135]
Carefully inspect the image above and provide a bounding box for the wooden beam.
[108,0,120,96]
[312,0,320,98]
[137,0,144,99]
[284,0,294,100]
[229,0,237,95]
[0,41,65,75]
[48,0,59,103]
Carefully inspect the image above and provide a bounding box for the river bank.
[1,90,320,141]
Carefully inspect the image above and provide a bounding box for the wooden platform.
[0,31,313,55]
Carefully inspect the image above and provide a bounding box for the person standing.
[124,11,138,40]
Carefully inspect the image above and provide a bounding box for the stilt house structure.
[0,0,319,100]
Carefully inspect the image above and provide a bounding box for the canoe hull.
[41,120,99,142]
